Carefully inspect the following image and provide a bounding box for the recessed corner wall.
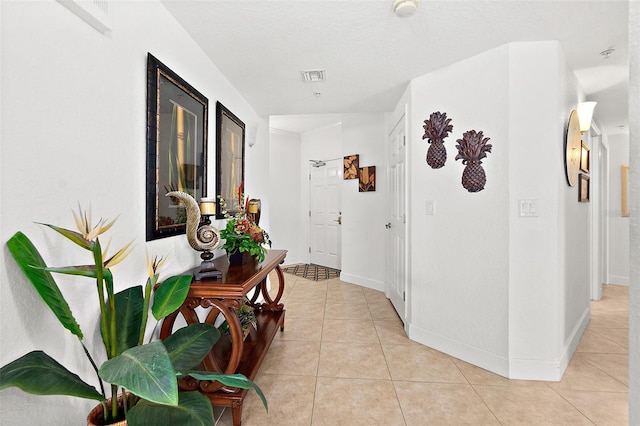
[405,41,590,381]
[408,44,511,373]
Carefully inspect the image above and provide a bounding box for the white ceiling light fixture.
[393,0,418,18]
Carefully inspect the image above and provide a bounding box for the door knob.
[334,216,342,225]
[385,223,391,229]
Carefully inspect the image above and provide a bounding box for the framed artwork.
[580,141,590,173]
[215,102,245,219]
[622,164,629,217]
[578,173,590,203]
[359,166,376,192]
[343,154,359,179]
[145,53,208,241]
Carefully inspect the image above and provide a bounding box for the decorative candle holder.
[165,192,222,280]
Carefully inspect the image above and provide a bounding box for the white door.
[310,159,342,269]
[386,114,407,321]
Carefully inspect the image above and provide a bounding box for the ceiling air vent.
[301,69,327,82]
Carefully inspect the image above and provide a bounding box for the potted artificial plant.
[0,207,266,425]
[218,191,271,264]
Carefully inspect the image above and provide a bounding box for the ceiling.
[161,0,630,136]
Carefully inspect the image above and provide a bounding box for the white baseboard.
[339,272,384,292]
[407,324,509,378]
[407,306,590,382]
[510,307,590,381]
[609,275,630,286]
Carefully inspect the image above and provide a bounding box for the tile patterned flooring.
[214,277,629,425]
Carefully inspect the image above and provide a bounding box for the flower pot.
[228,251,257,265]
[87,394,128,426]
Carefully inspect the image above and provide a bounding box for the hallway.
[215,277,629,425]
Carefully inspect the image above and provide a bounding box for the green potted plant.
[219,216,271,264]
[0,207,266,425]
[218,189,271,264]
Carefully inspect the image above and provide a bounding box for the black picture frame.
[215,102,245,219]
[146,53,208,241]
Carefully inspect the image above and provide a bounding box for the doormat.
[281,264,341,281]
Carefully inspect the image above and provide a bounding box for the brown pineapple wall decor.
[422,111,453,169]
[455,130,493,193]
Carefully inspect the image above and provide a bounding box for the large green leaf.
[99,341,177,406]
[6,232,83,339]
[38,223,93,251]
[152,275,192,320]
[126,391,213,426]
[188,371,268,411]
[114,286,143,355]
[44,265,97,278]
[162,324,218,372]
[0,351,103,401]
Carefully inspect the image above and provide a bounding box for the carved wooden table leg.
[232,402,243,426]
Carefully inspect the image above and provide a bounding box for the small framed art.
[580,141,590,173]
[578,173,589,203]
[344,154,359,179]
[359,166,376,192]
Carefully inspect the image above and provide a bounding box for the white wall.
[408,44,511,376]
[268,115,386,290]
[340,114,386,291]
[0,1,265,423]
[405,41,590,381]
[627,2,639,422]
[607,134,630,286]
[268,128,304,263]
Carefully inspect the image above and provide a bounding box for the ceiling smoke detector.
[301,69,327,82]
[393,0,418,18]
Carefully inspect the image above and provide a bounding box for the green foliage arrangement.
[219,216,271,263]
[0,207,266,425]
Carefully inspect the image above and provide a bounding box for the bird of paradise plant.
[0,206,266,425]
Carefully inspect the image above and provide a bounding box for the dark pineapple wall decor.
[423,111,453,169]
[455,130,493,193]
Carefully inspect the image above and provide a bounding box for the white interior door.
[310,159,342,269]
[386,115,407,321]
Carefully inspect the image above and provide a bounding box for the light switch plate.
[426,200,435,215]
[519,199,538,217]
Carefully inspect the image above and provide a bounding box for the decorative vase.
[87,394,129,426]
[228,250,256,265]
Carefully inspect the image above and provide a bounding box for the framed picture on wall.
[580,141,590,173]
[215,102,245,219]
[359,166,376,192]
[344,154,359,179]
[578,173,589,203]
[145,53,208,241]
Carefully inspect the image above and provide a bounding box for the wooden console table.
[159,249,287,426]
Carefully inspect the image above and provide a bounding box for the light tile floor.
[215,277,629,425]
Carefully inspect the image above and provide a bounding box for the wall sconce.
[247,124,258,147]
[577,101,597,134]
